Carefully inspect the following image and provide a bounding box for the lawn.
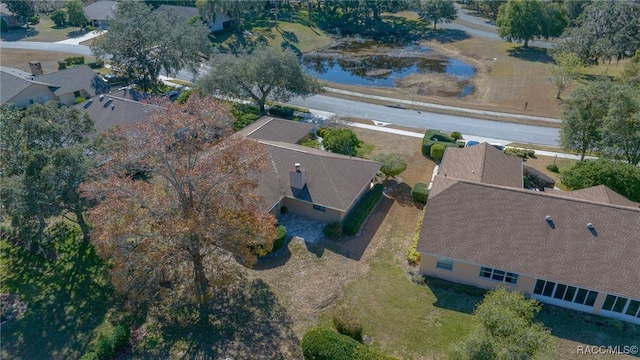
[0,226,115,359]
[0,49,93,74]
[0,17,86,42]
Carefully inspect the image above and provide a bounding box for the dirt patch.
[396,72,470,97]
[1,49,94,74]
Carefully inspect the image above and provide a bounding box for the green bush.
[87,59,105,69]
[94,336,115,359]
[430,144,446,162]
[110,324,130,350]
[342,184,384,236]
[74,97,87,104]
[58,60,67,70]
[231,103,261,131]
[79,352,99,360]
[411,183,429,204]
[421,129,457,156]
[51,9,67,27]
[175,89,192,104]
[267,105,295,119]
[526,149,536,158]
[546,164,559,173]
[316,127,329,138]
[333,307,363,342]
[300,138,320,149]
[64,56,85,65]
[82,323,129,360]
[302,327,390,360]
[323,222,343,239]
[273,225,287,251]
[28,14,40,25]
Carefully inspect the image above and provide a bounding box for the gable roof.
[253,140,381,212]
[74,94,163,132]
[0,68,59,105]
[438,142,523,188]
[83,0,116,21]
[419,177,640,299]
[238,116,316,144]
[34,65,109,97]
[155,4,199,19]
[547,185,640,208]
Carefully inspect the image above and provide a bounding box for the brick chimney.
[289,163,306,189]
[29,61,43,75]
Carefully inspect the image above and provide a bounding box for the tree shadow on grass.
[506,46,553,64]
[422,28,471,44]
[0,27,38,41]
[0,224,113,360]
[384,180,418,208]
[423,276,485,315]
[137,277,301,359]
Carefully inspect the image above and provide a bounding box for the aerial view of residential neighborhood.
[1,0,639,359]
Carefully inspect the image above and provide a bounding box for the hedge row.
[302,327,392,360]
[421,129,458,157]
[406,208,425,265]
[268,105,295,119]
[411,182,429,204]
[342,183,384,236]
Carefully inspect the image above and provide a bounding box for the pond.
[302,39,476,97]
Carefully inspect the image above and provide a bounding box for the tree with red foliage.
[81,96,275,314]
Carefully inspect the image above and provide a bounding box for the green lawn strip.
[234,21,332,54]
[0,227,115,359]
[338,251,475,359]
[21,17,85,42]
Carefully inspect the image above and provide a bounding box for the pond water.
[303,40,476,97]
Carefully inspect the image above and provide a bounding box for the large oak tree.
[81,96,276,313]
[91,0,211,91]
[496,0,567,48]
[197,44,322,114]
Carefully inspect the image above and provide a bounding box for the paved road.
[289,95,559,146]
[0,41,93,56]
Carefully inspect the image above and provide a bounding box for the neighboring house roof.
[74,94,163,132]
[438,142,523,188]
[546,185,640,208]
[0,68,59,105]
[155,4,199,19]
[0,4,21,27]
[238,116,315,144]
[34,65,109,98]
[240,116,381,213]
[419,176,640,299]
[83,0,116,21]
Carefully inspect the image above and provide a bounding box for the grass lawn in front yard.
[0,17,85,42]
[1,49,95,74]
[524,154,578,189]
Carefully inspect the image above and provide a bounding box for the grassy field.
[0,49,93,74]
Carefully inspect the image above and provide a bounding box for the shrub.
[333,306,363,342]
[316,127,329,138]
[323,128,362,156]
[373,153,407,179]
[302,327,390,360]
[411,183,429,203]
[526,149,536,158]
[561,159,640,202]
[58,60,67,70]
[28,14,40,25]
[231,103,261,131]
[300,138,320,149]
[51,9,67,27]
[421,129,457,156]
[87,59,105,69]
[74,97,87,104]
[450,131,463,142]
[430,144,446,162]
[273,225,287,251]
[546,164,559,173]
[267,105,295,119]
[82,323,129,360]
[64,56,85,65]
[342,183,384,236]
[79,352,99,360]
[524,165,555,189]
[323,222,342,239]
[175,89,192,104]
[407,209,425,265]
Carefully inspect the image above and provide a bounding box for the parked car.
[465,140,479,147]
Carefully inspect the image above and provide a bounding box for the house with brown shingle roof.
[240,117,381,223]
[418,143,640,325]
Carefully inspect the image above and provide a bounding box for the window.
[625,300,640,318]
[603,295,629,313]
[74,90,81,97]
[312,204,326,212]
[533,279,598,307]
[479,267,518,284]
[436,258,454,271]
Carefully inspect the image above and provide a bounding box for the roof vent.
[99,94,104,101]
[111,104,115,110]
[545,215,555,229]
[587,223,594,230]
[545,215,552,222]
